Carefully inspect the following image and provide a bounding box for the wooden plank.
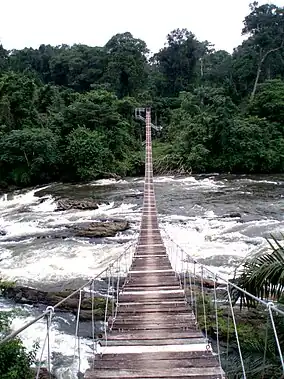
[122,286,181,291]
[100,338,207,346]
[124,286,181,292]
[84,367,223,378]
[93,351,215,361]
[119,294,185,301]
[118,302,187,308]
[118,302,187,309]
[125,280,179,286]
[107,331,203,340]
[92,357,219,369]
[129,269,174,274]
[117,307,189,314]
[127,273,176,278]
[114,314,194,322]
[111,322,193,330]
[130,267,173,271]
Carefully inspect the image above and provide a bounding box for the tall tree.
[242,2,284,101]
[0,45,8,72]
[153,29,209,97]
[104,32,148,98]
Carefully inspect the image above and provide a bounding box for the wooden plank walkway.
[85,109,223,378]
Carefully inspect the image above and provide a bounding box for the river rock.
[0,218,130,242]
[56,199,99,211]
[74,220,130,238]
[222,212,241,218]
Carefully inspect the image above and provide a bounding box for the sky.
[0,0,281,54]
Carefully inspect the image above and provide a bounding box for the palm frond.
[235,235,284,305]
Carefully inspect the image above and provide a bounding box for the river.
[0,174,283,377]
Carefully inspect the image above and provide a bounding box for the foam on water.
[0,186,51,210]
[0,240,135,285]
[161,211,270,276]
[90,178,128,186]
[30,195,57,212]
[0,217,57,239]
[0,194,8,202]
[239,178,281,185]
[175,176,225,189]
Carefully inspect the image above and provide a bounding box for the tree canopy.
[0,2,284,188]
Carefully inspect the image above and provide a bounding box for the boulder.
[74,220,130,238]
[56,199,99,211]
[222,212,241,219]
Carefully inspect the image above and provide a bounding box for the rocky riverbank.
[0,282,108,321]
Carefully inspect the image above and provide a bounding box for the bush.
[0,311,36,379]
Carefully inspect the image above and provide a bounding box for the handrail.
[0,242,135,344]
[162,229,284,317]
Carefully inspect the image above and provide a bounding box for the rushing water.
[0,174,284,377]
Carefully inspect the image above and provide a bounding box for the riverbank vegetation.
[0,2,283,188]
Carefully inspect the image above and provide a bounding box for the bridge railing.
[0,242,136,377]
[162,229,284,379]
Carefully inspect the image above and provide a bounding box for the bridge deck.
[85,109,223,378]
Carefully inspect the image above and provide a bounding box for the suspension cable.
[46,306,53,377]
[103,267,111,350]
[90,280,96,363]
[110,265,114,322]
[267,302,284,374]
[73,289,82,372]
[111,257,120,329]
[35,306,54,379]
[213,274,222,369]
[200,266,208,345]
[188,263,194,307]
[261,311,269,379]
[227,282,246,379]
[226,309,230,373]
[193,261,198,327]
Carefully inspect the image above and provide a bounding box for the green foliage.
[66,127,111,181]
[152,28,208,97]
[0,127,60,185]
[0,312,37,379]
[249,79,284,123]
[104,32,148,98]
[0,280,15,293]
[0,338,35,379]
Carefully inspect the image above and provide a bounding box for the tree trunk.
[23,150,30,167]
[250,44,283,103]
[250,63,262,103]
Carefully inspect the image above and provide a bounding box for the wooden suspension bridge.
[85,108,224,378]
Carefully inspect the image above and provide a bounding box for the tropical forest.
[0,2,283,188]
